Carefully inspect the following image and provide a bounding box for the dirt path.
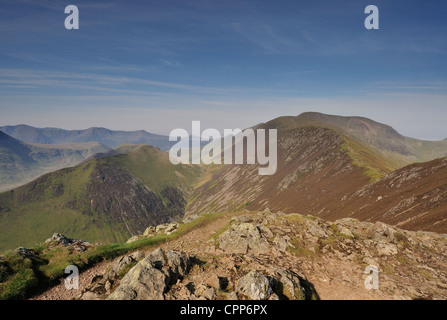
[30,212,239,300]
[30,260,111,300]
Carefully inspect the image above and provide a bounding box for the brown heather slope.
[339,157,447,233]
[186,115,447,234]
[187,126,372,217]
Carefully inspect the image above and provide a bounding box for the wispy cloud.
[0,69,246,96]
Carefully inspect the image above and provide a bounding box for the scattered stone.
[225,292,239,300]
[195,284,216,300]
[377,243,398,256]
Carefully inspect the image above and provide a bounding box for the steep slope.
[265,112,447,165]
[0,146,204,252]
[187,125,377,218]
[339,157,447,233]
[0,131,109,192]
[0,125,173,151]
[186,113,447,233]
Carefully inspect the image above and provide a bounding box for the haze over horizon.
[1,0,447,139]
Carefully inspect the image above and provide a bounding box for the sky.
[0,0,446,139]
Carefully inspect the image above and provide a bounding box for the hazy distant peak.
[0,125,173,150]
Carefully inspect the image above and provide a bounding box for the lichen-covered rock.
[107,248,191,300]
[106,251,145,279]
[368,222,396,243]
[217,223,269,254]
[236,271,272,300]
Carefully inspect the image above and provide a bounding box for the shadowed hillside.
[0,145,203,252]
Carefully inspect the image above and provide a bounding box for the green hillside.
[262,112,447,175]
[0,146,203,253]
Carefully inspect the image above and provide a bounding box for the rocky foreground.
[43,210,445,301]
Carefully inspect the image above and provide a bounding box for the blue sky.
[1,0,446,139]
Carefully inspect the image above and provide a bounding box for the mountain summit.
[263,112,447,165]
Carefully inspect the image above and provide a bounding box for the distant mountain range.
[0,125,173,150]
[0,112,446,252]
[0,125,177,192]
[0,131,109,192]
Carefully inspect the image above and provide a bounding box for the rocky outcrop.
[12,233,94,259]
[47,210,447,301]
[100,247,316,301]
[107,249,191,300]
[45,233,91,247]
[235,268,307,300]
[44,233,92,252]
[217,222,270,254]
[14,247,34,257]
[126,223,179,244]
[200,211,447,300]
[77,251,145,300]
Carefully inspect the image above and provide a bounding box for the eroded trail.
[30,212,237,300]
[31,210,447,300]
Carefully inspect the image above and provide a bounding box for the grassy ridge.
[0,160,132,252]
[340,135,404,181]
[0,146,204,253]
